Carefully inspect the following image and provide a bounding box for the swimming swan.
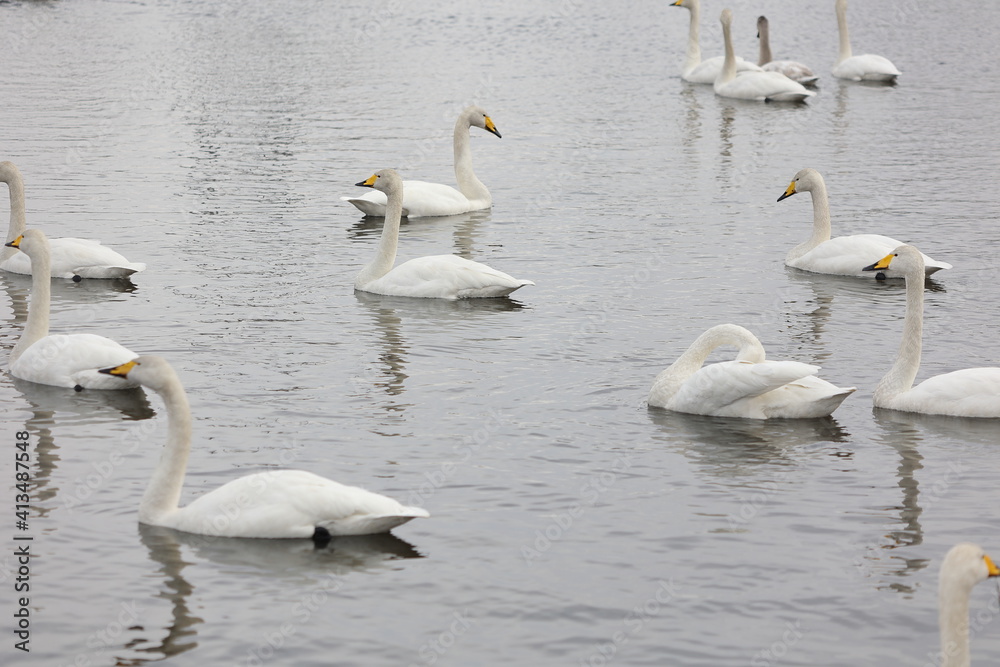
[863,245,1000,418]
[715,10,814,103]
[778,168,951,277]
[5,230,140,390]
[353,169,533,299]
[342,106,501,218]
[832,0,900,82]
[756,16,818,86]
[937,543,999,666]
[670,0,761,84]
[647,324,855,419]
[1,161,145,279]
[99,355,430,538]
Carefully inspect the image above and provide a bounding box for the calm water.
[2,0,1000,665]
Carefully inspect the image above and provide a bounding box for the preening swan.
[99,356,430,538]
[863,245,1000,418]
[342,106,501,218]
[647,324,855,419]
[670,0,761,84]
[5,230,139,390]
[756,16,818,86]
[832,0,900,82]
[353,169,533,299]
[1,161,145,279]
[777,168,951,278]
[715,10,814,103]
[937,543,999,667]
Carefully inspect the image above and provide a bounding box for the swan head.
[757,15,768,38]
[463,105,501,139]
[777,168,823,202]
[0,160,22,184]
[4,228,47,256]
[99,355,176,392]
[355,169,404,197]
[719,8,733,28]
[670,0,697,10]
[940,542,999,595]
[862,244,924,276]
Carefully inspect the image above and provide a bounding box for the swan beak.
[355,174,378,188]
[99,359,139,377]
[484,116,502,139]
[777,182,796,202]
[670,0,682,6]
[4,235,23,248]
[862,252,895,272]
[985,555,1000,577]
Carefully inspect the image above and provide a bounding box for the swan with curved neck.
[99,355,429,538]
[342,106,501,218]
[937,543,999,666]
[715,10,814,102]
[669,0,761,84]
[756,16,818,86]
[1,161,145,279]
[648,324,855,419]
[832,0,900,82]
[778,168,951,277]
[354,169,533,299]
[862,245,1000,417]
[5,230,140,390]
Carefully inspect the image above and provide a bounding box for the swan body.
[5,230,139,390]
[648,324,855,419]
[670,0,762,84]
[832,0,900,82]
[715,10,814,103]
[99,356,429,538]
[757,16,818,86]
[778,168,951,278]
[863,245,1000,418]
[938,543,999,667]
[342,106,501,218]
[353,169,533,299]
[1,161,145,279]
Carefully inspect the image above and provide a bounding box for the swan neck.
[787,181,832,262]
[939,581,972,667]
[875,271,924,404]
[758,21,772,65]
[453,116,489,204]
[654,326,764,401]
[683,4,703,72]
[836,0,852,64]
[720,18,737,83]
[140,374,193,525]
[355,185,402,288]
[2,168,27,264]
[11,244,51,365]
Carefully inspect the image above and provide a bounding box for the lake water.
[2,0,999,665]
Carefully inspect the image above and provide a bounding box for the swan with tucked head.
[832,0,900,82]
[863,245,1000,418]
[1,161,145,280]
[715,10,814,103]
[5,230,140,390]
[669,0,761,84]
[648,324,855,419]
[937,543,999,666]
[756,16,818,86]
[778,168,951,277]
[342,106,501,218]
[353,169,533,299]
[99,356,429,538]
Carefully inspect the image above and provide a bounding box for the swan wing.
[363,254,533,300]
[753,374,856,418]
[668,359,822,417]
[685,55,762,84]
[3,237,144,279]
[833,54,900,81]
[11,334,139,389]
[886,368,1000,418]
[343,180,475,218]
[761,60,818,85]
[791,234,951,276]
[715,71,814,102]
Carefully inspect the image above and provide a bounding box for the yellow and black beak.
[777,181,797,202]
[5,235,23,249]
[355,173,378,188]
[862,252,896,273]
[670,0,683,6]
[986,554,999,577]
[484,115,502,139]
[99,359,139,378]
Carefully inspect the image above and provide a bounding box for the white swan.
[756,16,819,86]
[353,169,533,299]
[832,0,900,82]
[99,355,429,538]
[647,324,856,419]
[863,245,1000,418]
[342,106,501,218]
[1,161,145,280]
[778,168,951,277]
[670,0,762,84]
[937,543,999,667]
[715,10,814,103]
[5,230,140,390]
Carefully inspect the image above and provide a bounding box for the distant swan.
[1,161,145,280]
[715,10,814,103]
[937,543,999,667]
[5,230,139,390]
[353,169,533,299]
[99,355,430,538]
[778,168,951,277]
[342,106,501,218]
[670,0,761,84]
[832,0,900,82]
[863,245,1000,417]
[648,324,855,419]
[756,16,818,86]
